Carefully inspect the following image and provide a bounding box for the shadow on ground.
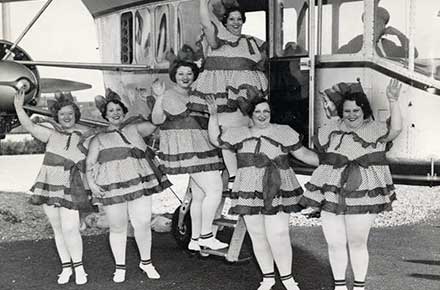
[0,223,439,290]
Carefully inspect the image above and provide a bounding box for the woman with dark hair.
[300,79,403,290]
[14,90,89,285]
[189,0,268,190]
[85,90,171,283]
[151,58,225,251]
[207,96,318,290]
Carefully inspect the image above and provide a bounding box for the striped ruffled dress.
[300,118,396,215]
[88,125,171,206]
[158,88,224,174]
[188,17,268,114]
[219,124,304,215]
[30,130,91,210]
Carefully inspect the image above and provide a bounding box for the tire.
[171,205,191,250]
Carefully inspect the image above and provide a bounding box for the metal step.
[200,247,228,257]
[213,217,238,228]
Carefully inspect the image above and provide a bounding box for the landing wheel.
[171,205,191,250]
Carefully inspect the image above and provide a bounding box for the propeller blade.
[39,78,92,93]
[17,60,152,72]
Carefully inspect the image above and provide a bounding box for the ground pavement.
[0,223,439,290]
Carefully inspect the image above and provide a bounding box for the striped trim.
[262,272,275,279]
[97,147,145,163]
[31,182,92,196]
[93,181,172,206]
[334,279,346,286]
[161,162,224,175]
[158,148,221,162]
[72,261,83,268]
[99,174,166,191]
[200,233,214,239]
[229,188,304,199]
[305,182,395,198]
[299,194,396,215]
[219,135,303,154]
[61,262,71,268]
[353,280,365,288]
[280,274,293,281]
[140,259,152,266]
[115,264,126,270]
[204,57,260,71]
[229,204,304,215]
[160,115,208,130]
[28,195,85,210]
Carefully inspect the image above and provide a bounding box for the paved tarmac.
[0,223,439,290]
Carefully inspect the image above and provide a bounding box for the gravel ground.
[1,184,439,242]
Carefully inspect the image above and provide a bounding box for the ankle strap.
[115,264,126,270]
[334,279,346,286]
[141,259,152,265]
[280,274,293,281]
[72,261,83,268]
[262,272,275,279]
[353,280,365,287]
[61,262,71,268]
[200,232,214,239]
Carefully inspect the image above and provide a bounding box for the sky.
[5,0,104,102]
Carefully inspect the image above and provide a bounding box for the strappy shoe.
[73,261,88,285]
[139,259,160,279]
[57,262,72,285]
[113,265,126,283]
[257,272,275,290]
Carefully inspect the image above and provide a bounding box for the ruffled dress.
[85,124,171,206]
[300,118,396,215]
[30,129,91,210]
[158,88,224,174]
[219,124,304,215]
[188,17,268,114]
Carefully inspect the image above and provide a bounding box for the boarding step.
[213,217,239,228]
[204,216,252,263]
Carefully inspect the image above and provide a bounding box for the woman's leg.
[321,211,348,290]
[191,171,227,249]
[43,205,72,284]
[59,207,87,284]
[345,214,376,290]
[218,111,249,187]
[243,215,275,290]
[127,195,160,279]
[264,212,299,290]
[103,203,128,282]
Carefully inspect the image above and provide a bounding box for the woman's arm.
[291,146,319,167]
[207,96,227,148]
[86,137,105,197]
[13,89,52,143]
[382,78,402,142]
[200,0,218,48]
[150,79,167,125]
[136,121,157,138]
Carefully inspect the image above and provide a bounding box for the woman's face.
[342,100,364,129]
[105,102,125,126]
[252,102,271,129]
[57,105,76,129]
[175,66,195,89]
[225,11,243,36]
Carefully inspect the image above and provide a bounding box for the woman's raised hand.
[320,91,337,118]
[386,78,402,103]
[206,95,218,115]
[13,88,26,109]
[152,79,166,98]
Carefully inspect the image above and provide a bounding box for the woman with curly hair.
[14,90,89,285]
[85,90,171,283]
[301,79,402,290]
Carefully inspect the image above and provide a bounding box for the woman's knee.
[130,216,151,232]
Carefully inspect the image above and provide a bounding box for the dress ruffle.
[301,119,396,215]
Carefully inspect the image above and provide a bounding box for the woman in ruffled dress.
[300,79,402,290]
[207,96,318,290]
[189,0,268,189]
[14,90,89,285]
[151,56,226,251]
[85,90,171,283]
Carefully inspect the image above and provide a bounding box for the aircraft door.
[269,0,314,145]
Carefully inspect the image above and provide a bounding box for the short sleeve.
[274,125,303,152]
[218,126,250,150]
